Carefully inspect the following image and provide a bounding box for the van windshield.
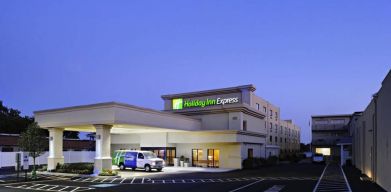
[144,152,157,159]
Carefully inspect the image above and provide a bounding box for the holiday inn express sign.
[172,97,239,110]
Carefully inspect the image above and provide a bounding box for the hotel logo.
[172,98,183,110]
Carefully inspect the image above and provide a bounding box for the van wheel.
[145,165,151,172]
[157,168,162,172]
[132,168,136,171]
[119,163,125,170]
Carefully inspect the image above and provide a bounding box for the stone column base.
[94,157,112,174]
[47,157,64,170]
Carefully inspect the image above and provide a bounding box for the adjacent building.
[312,70,391,191]
[311,114,352,164]
[350,70,391,191]
[34,85,300,173]
[0,133,94,152]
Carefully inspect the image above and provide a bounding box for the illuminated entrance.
[315,148,331,156]
[207,149,220,168]
[141,147,176,166]
[192,149,203,167]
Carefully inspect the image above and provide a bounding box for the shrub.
[99,169,118,176]
[242,158,265,169]
[53,163,94,174]
[266,156,279,165]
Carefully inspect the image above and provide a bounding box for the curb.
[37,171,120,178]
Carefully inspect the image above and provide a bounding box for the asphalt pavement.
[0,163,385,192]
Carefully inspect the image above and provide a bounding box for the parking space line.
[58,186,70,191]
[90,178,100,182]
[119,178,126,183]
[100,177,109,183]
[110,178,118,183]
[70,187,80,192]
[228,179,263,192]
[130,177,136,184]
[47,185,59,190]
[264,185,285,192]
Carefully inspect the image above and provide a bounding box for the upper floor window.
[270,110,273,119]
[263,107,267,113]
[256,103,260,110]
[243,120,247,131]
[275,112,278,121]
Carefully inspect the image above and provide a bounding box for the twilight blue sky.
[0,1,390,143]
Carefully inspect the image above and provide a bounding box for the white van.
[112,150,164,172]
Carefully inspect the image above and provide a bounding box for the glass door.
[207,149,220,168]
[166,148,176,165]
[192,149,203,167]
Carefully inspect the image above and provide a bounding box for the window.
[256,103,260,110]
[280,138,282,143]
[285,138,287,143]
[270,123,273,132]
[275,136,278,143]
[270,110,273,119]
[243,120,247,131]
[275,112,278,121]
[263,107,267,113]
[270,136,272,142]
[138,153,144,159]
[248,148,253,159]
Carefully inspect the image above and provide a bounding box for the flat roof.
[161,84,256,99]
[311,114,352,118]
[34,101,198,121]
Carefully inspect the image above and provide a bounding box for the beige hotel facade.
[34,85,300,173]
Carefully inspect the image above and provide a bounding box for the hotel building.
[34,85,300,173]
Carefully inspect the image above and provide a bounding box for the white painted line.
[130,177,136,184]
[36,184,49,190]
[0,180,4,182]
[228,179,263,192]
[100,177,109,183]
[141,178,145,184]
[58,186,70,191]
[264,185,285,192]
[81,178,91,182]
[110,178,118,183]
[340,165,352,192]
[70,187,80,192]
[25,184,42,189]
[313,163,329,192]
[91,178,100,182]
[73,177,83,181]
[120,178,126,183]
[47,185,59,190]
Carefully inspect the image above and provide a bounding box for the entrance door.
[192,149,203,167]
[166,148,176,165]
[207,149,220,168]
[140,147,176,166]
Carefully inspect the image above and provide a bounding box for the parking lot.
[0,163,385,192]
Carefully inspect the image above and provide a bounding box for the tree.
[0,100,34,134]
[18,122,48,179]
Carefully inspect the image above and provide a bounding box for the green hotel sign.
[172,97,239,110]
